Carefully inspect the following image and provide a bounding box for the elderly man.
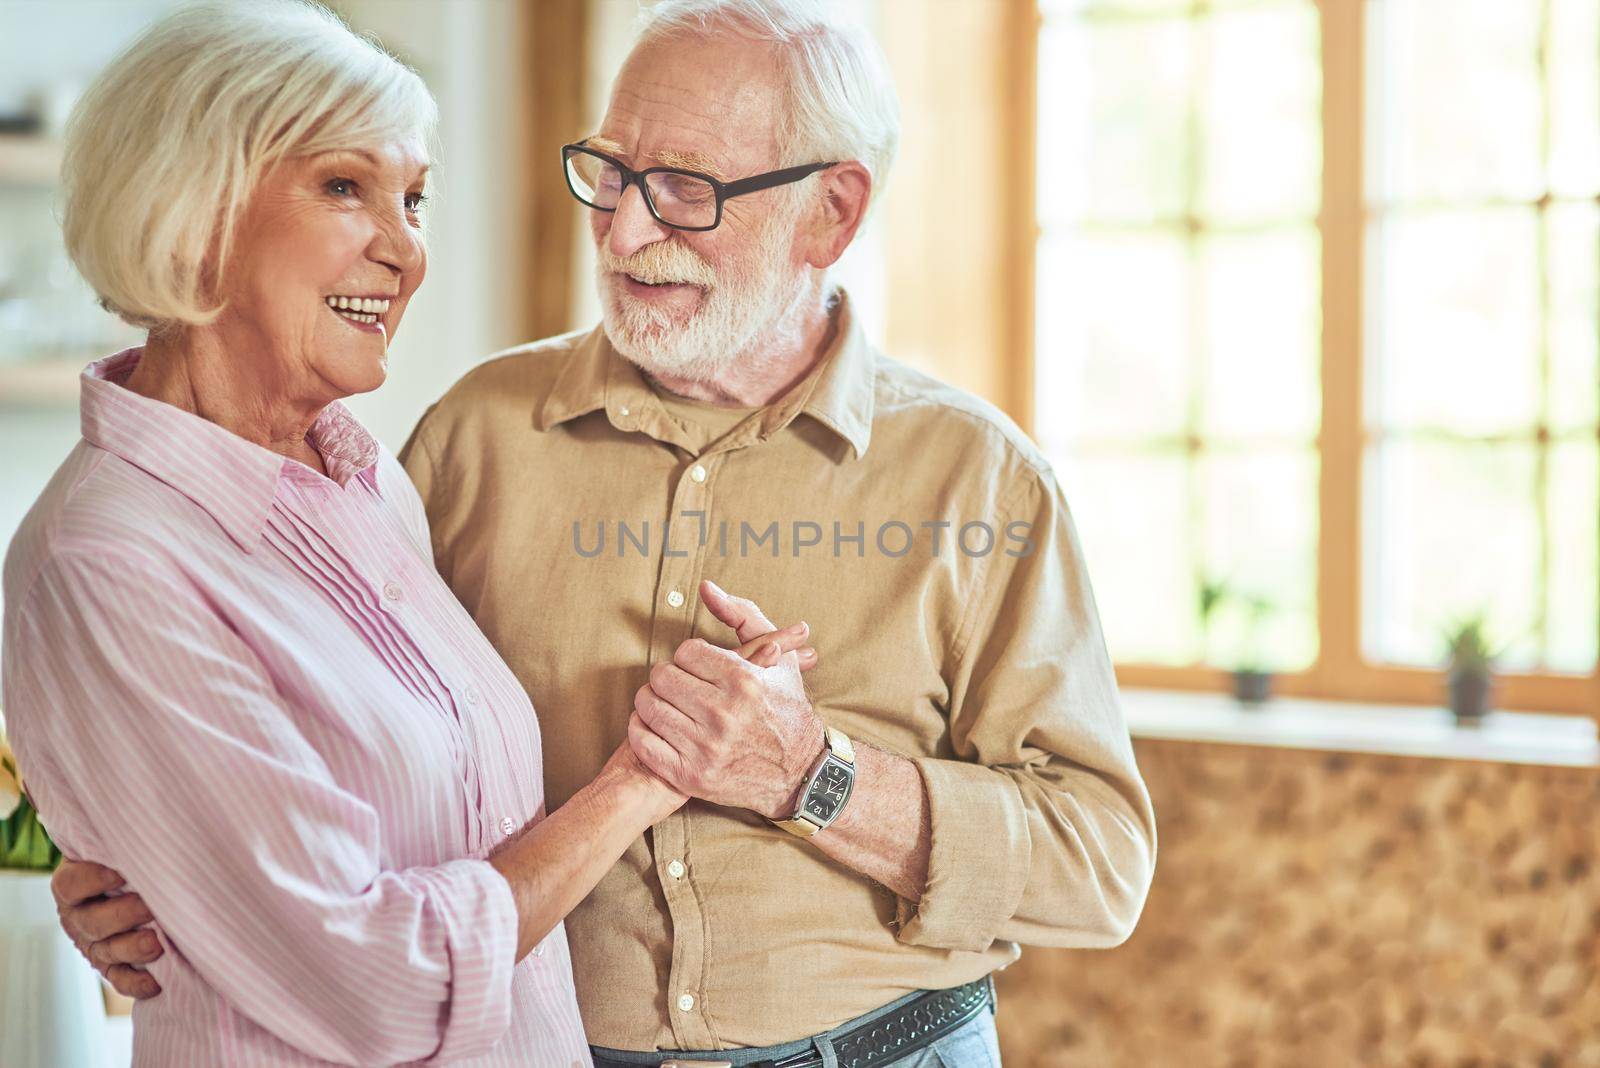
[57,1,1155,1064]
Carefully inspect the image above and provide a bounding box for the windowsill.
[1121,687,1600,768]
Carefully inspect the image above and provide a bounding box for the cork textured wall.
[993,738,1600,1066]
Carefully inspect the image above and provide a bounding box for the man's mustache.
[598,242,716,288]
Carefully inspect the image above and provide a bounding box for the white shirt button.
[464,685,481,706]
[666,859,686,880]
[533,942,547,958]
[677,993,695,1012]
[666,589,685,609]
[499,817,516,836]
[382,581,404,602]
[690,464,707,483]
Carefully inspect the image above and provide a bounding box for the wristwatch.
[771,726,856,838]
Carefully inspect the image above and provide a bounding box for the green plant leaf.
[1,800,61,872]
[2,811,27,868]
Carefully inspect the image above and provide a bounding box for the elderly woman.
[0,3,816,1065]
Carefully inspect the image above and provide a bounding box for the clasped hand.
[628,580,827,821]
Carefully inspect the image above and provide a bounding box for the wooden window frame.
[1016,0,1600,716]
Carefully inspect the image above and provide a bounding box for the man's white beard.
[598,202,816,385]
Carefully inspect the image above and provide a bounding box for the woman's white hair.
[633,0,900,199]
[61,0,437,331]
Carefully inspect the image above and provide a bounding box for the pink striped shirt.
[1,350,592,1067]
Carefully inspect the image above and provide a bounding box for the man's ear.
[804,161,873,270]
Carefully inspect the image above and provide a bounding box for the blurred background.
[0,0,1597,1065]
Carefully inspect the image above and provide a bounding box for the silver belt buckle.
[659,1062,733,1068]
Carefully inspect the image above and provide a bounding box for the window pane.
[1198,4,1321,222]
[1036,2,1325,678]
[1366,439,1541,668]
[1037,19,1191,226]
[1547,439,1599,673]
[1198,449,1320,671]
[1548,203,1599,434]
[1369,0,1543,204]
[1055,451,1198,663]
[1036,232,1190,448]
[1549,0,1600,197]
[1371,209,1540,434]
[1199,228,1321,443]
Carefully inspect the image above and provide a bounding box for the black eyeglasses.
[562,142,836,232]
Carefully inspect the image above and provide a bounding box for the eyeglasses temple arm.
[720,162,836,200]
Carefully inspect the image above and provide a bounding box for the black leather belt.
[590,978,995,1068]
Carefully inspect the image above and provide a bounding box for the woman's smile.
[324,293,393,335]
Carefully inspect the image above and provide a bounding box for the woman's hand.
[598,734,686,824]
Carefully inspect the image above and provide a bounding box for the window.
[1032,0,1600,714]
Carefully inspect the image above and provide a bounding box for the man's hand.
[629,580,827,820]
[51,860,163,999]
[604,614,820,821]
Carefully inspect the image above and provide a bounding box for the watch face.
[804,760,853,823]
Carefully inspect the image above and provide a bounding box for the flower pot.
[0,868,108,1068]
[1448,668,1493,726]
[1232,669,1272,706]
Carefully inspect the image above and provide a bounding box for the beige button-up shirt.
[399,293,1156,1051]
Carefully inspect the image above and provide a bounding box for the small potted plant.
[1,727,107,1066]
[1442,614,1498,726]
[1199,576,1277,706]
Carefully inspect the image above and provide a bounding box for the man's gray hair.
[635,0,901,200]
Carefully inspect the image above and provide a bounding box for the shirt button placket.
[649,455,720,1049]
[654,812,710,1047]
[653,457,713,652]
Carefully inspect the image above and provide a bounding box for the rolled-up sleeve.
[2,551,517,1065]
[893,465,1158,953]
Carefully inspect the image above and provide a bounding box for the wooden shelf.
[0,134,64,186]
[0,357,83,408]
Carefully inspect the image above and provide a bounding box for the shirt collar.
[537,288,876,461]
[79,348,383,552]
